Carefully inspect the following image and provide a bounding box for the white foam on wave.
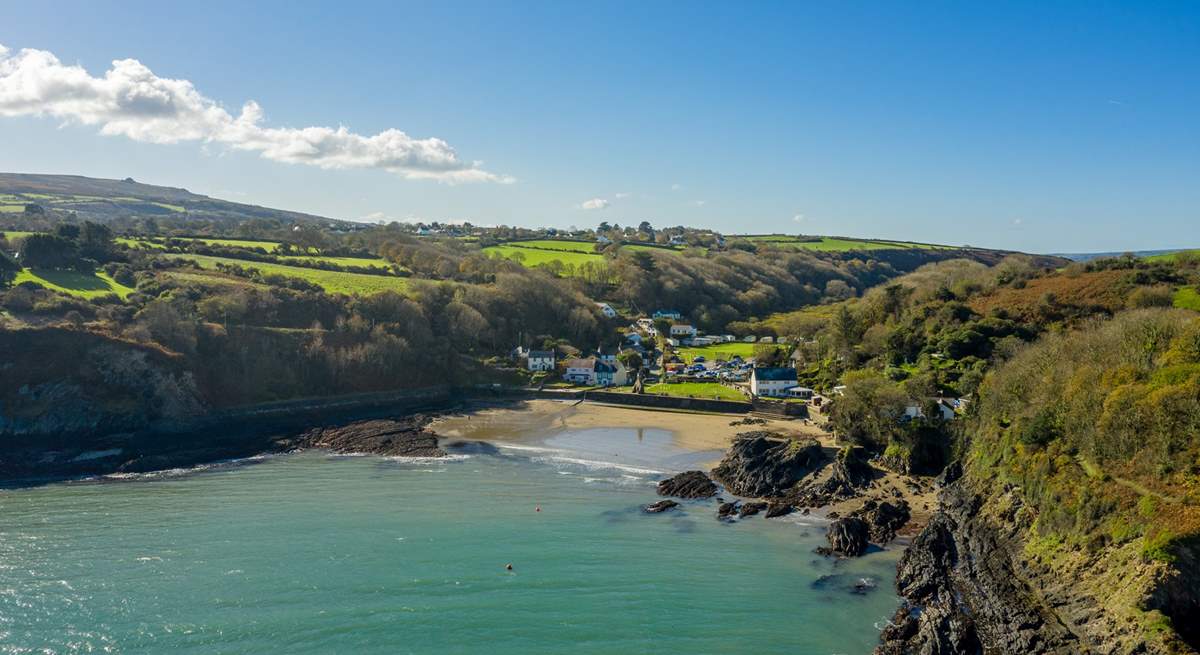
[96,453,277,483]
[529,454,662,476]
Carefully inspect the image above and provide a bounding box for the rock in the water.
[739,501,768,518]
[765,502,793,518]
[296,418,445,457]
[711,432,824,497]
[643,499,680,513]
[852,499,911,544]
[657,470,718,498]
[717,501,740,519]
[825,516,870,557]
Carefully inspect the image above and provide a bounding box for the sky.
[1,1,1197,253]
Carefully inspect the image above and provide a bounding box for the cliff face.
[878,477,1199,655]
[0,329,204,442]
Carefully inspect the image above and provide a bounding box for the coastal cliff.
[878,476,1199,655]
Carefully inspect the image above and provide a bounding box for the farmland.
[13,268,135,299]
[1175,286,1200,311]
[483,243,604,268]
[2,231,35,240]
[164,254,409,295]
[1145,249,1200,263]
[741,235,954,251]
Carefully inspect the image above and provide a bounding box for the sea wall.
[528,388,753,414]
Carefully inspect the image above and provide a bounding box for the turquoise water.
[0,429,901,654]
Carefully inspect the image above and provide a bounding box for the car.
[694,356,706,363]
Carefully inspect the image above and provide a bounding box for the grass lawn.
[1175,286,1200,311]
[164,253,409,295]
[483,244,604,268]
[643,381,747,401]
[674,342,759,362]
[2,231,35,240]
[14,268,135,299]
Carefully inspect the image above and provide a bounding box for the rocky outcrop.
[718,501,740,520]
[657,470,718,498]
[295,418,445,457]
[764,501,793,518]
[878,482,1126,655]
[851,499,911,544]
[821,517,870,557]
[643,499,679,513]
[738,501,768,518]
[786,445,875,507]
[711,433,824,497]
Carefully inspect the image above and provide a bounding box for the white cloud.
[792,213,805,223]
[0,44,511,184]
[580,197,609,210]
[614,192,631,199]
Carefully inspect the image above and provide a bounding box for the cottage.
[750,367,799,398]
[903,399,958,422]
[595,302,618,319]
[743,335,757,343]
[668,235,686,246]
[527,350,555,372]
[669,324,698,338]
[759,336,775,344]
[594,359,629,387]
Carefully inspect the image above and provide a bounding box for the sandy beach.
[432,398,828,459]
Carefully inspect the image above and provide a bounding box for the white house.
[564,358,597,384]
[669,235,686,246]
[720,334,736,343]
[743,335,757,343]
[750,367,799,398]
[596,235,612,245]
[903,399,957,422]
[670,324,698,338]
[595,302,618,318]
[527,350,556,372]
[759,336,775,343]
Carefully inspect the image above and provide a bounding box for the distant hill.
[1051,248,1196,262]
[0,173,347,228]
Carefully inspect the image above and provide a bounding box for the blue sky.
[1,1,1197,252]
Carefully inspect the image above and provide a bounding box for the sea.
[0,427,901,654]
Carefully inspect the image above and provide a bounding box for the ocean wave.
[95,453,277,482]
[528,455,662,476]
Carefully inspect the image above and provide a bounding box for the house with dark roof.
[750,367,799,397]
[527,350,556,372]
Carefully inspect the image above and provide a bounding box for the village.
[510,304,967,424]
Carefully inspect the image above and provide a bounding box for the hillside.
[0,173,348,228]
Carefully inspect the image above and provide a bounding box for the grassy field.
[506,239,599,253]
[278,254,393,268]
[644,381,747,401]
[622,243,684,255]
[2,231,35,240]
[483,244,604,268]
[1175,286,1200,311]
[741,235,953,251]
[1145,249,1200,263]
[13,268,135,299]
[165,254,409,295]
[674,342,759,362]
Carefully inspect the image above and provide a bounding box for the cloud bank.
[580,197,609,210]
[0,44,510,184]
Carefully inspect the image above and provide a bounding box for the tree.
[20,234,79,269]
[78,222,116,262]
[0,248,19,287]
[618,350,643,373]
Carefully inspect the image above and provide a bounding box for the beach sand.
[431,398,937,530]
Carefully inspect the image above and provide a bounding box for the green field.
[0,205,25,213]
[483,244,604,268]
[506,239,599,253]
[674,342,759,362]
[741,235,953,251]
[644,381,747,401]
[13,268,135,299]
[165,254,409,295]
[2,231,35,240]
[1175,286,1200,311]
[278,255,393,268]
[622,243,684,255]
[1145,249,1200,263]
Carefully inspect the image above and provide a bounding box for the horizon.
[2,1,1197,252]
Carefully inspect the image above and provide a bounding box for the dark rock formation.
[738,501,768,518]
[822,516,870,557]
[851,499,911,544]
[764,501,793,518]
[876,484,1082,654]
[657,470,719,499]
[711,433,824,497]
[643,499,679,513]
[787,445,875,507]
[717,501,740,519]
[296,418,445,457]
